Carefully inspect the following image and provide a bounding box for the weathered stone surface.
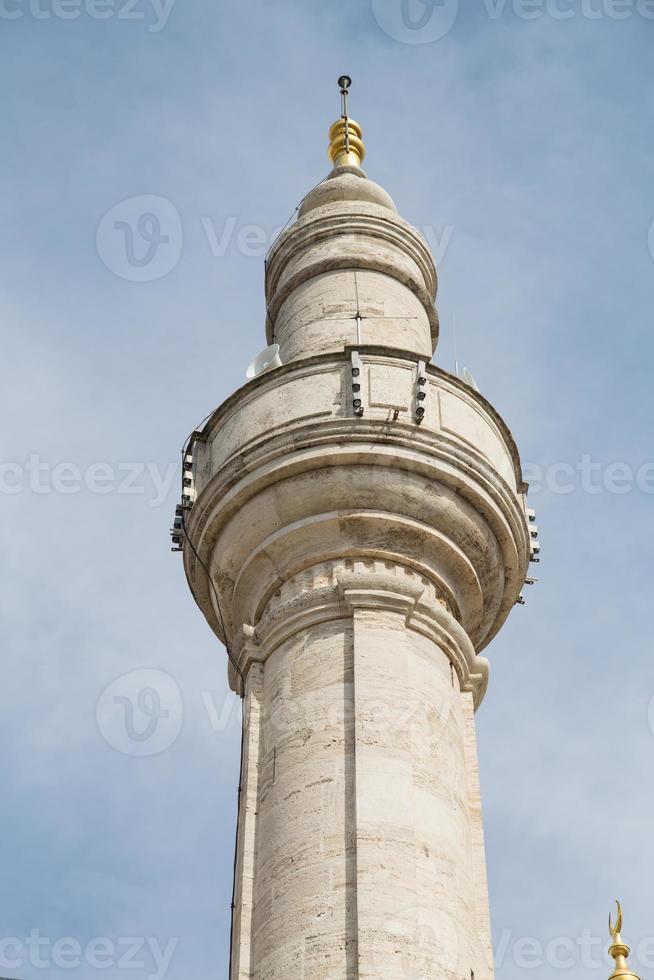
[183,165,531,978]
[187,350,528,667]
[297,168,397,218]
[265,169,439,358]
[231,564,496,979]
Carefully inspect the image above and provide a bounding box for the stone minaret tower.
[179,78,534,979]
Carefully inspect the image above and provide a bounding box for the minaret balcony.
[183,346,530,693]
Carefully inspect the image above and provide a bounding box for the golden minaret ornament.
[328,75,366,168]
[608,901,641,980]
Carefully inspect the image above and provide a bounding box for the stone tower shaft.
[182,106,531,979]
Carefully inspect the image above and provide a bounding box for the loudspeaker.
[246,344,283,380]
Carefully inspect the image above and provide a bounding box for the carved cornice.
[233,559,489,708]
[185,423,529,644]
[187,348,526,495]
[182,349,530,687]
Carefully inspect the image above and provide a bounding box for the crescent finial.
[609,900,623,942]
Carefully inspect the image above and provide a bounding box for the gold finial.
[608,901,641,980]
[328,75,366,169]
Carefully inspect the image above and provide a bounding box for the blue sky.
[1,1,653,977]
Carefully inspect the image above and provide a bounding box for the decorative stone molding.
[233,559,490,707]
[192,349,525,497]
[184,384,529,663]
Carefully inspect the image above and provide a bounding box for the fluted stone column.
[181,113,531,979]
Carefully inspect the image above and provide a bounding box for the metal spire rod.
[338,75,352,155]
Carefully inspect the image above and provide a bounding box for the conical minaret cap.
[608,901,641,980]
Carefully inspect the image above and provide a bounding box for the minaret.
[608,903,641,980]
[178,79,534,979]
